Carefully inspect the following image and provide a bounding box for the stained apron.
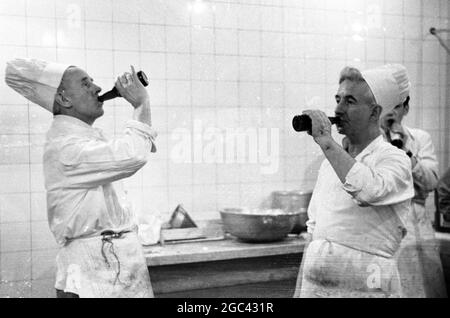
[55,231,154,298]
[294,239,402,298]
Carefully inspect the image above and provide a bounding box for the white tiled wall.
[0,0,449,298]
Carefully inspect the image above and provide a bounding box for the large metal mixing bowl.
[219,208,300,242]
[271,190,313,234]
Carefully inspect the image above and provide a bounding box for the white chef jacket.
[393,126,447,298]
[44,115,157,245]
[306,135,414,258]
[402,126,439,205]
[44,115,157,297]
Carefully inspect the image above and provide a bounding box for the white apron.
[294,239,403,298]
[396,202,447,298]
[55,231,154,298]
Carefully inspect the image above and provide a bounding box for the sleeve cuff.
[126,120,157,138]
[126,120,158,153]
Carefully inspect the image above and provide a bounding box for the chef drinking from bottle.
[294,65,414,297]
[5,58,156,298]
[380,64,447,298]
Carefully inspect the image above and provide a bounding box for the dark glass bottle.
[292,114,341,132]
[98,71,149,102]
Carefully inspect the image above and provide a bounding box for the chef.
[380,64,447,298]
[294,65,414,297]
[5,58,156,298]
[437,167,450,222]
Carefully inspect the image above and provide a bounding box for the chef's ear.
[54,91,72,109]
[342,136,350,152]
[370,104,382,121]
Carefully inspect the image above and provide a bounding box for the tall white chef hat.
[5,58,72,112]
[361,63,411,118]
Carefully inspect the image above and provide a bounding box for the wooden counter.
[143,232,450,298]
[143,236,306,297]
[143,236,307,266]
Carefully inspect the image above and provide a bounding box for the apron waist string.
[100,230,132,285]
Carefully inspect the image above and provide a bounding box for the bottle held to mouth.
[386,119,404,149]
[389,131,404,149]
[98,70,149,102]
[292,114,341,132]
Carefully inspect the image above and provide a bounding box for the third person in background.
[380,63,447,298]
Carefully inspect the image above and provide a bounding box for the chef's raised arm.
[55,121,156,188]
[343,149,414,206]
[410,129,439,192]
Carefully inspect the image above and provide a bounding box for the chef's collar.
[354,135,385,161]
[51,114,105,139]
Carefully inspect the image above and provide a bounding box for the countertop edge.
[144,237,306,266]
[144,232,450,267]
